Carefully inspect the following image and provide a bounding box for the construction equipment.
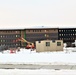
[17,37,35,49]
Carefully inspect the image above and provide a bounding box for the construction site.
[0,27,76,52]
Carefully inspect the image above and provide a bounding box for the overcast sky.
[0,0,76,28]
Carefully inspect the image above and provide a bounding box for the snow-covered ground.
[0,69,76,75]
[0,47,76,65]
[0,47,76,75]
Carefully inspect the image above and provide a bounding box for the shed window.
[46,42,50,46]
[52,40,55,43]
[38,41,41,43]
[57,42,61,46]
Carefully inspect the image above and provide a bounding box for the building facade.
[25,28,58,43]
[0,29,22,48]
[0,27,76,49]
[58,28,76,46]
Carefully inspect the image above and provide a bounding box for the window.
[62,34,63,36]
[3,35,5,38]
[62,30,63,32]
[28,30,30,32]
[1,40,2,42]
[3,40,5,42]
[1,36,2,38]
[38,41,41,43]
[52,40,55,43]
[59,30,61,32]
[16,35,18,37]
[62,38,63,40]
[33,30,35,32]
[45,34,46,37]
[15,31,18,33]
[57,42,61,46]
[60,38,61,40]
[16,44,18,46]
[54,29,56,31]
[45,30,46,32]
[46,42,50,46]
[39,30,41,32]
[46,34,49,37]
[59,34,61,36]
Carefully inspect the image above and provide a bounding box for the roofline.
[0,27,76,30]
[0,25,59,30]
[59,28,76,29]
[0,29,25,30]
[25,27,59,29]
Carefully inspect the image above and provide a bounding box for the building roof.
[0,25,58,30]
[0,25,76,30]
[25,26,59,29]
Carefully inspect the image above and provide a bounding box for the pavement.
[0,64,76,70]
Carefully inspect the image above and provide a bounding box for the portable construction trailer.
[36,40,63,52]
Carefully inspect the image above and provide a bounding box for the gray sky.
[0,0,76,28]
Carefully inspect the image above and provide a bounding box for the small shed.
[36,40,63,52]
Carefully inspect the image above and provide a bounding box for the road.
[0,64,76,70]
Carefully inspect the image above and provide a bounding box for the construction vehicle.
[17,37,35,49]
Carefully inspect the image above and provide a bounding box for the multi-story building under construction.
[0,27,75,48]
